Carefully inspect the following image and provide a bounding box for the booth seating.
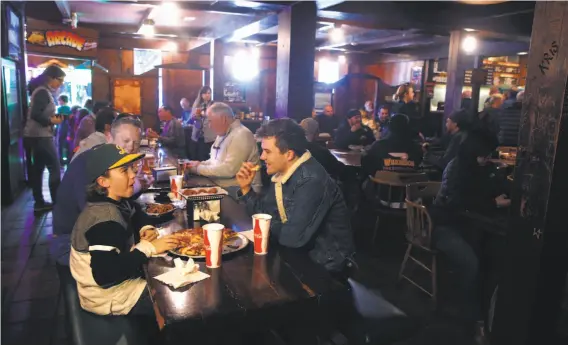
[56,263,158,345]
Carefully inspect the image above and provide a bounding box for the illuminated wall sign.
[26,30,97,51]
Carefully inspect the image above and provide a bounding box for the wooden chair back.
[405,182,441,250]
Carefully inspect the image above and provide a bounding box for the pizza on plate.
[171,228,238,257]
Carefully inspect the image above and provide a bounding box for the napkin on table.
[153,258,210,289]
[195,200,220,222]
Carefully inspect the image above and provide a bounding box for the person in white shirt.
[187,102,261,192]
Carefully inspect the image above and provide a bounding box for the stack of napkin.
[153,258,210,289]
[194,200,220,222]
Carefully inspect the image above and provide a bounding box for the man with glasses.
[186,102,261,194]
[52,115,147,266]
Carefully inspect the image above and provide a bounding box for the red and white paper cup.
[169,175,183,200]
[203,223,224,268]
[252,214,272,255]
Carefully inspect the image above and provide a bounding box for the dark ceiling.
[23,1,536,60]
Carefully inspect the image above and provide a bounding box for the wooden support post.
[443,30,475,122]
[210,40,224,103]
[492,2,568,344]
[275,1,317,120]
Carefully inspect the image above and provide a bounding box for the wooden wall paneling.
[120,50,134,75]
[162,68,203,118]
[92,71,110,102]
[141,76,158,130]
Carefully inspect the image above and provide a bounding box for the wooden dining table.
[138,150,352,343]
[330,149,362,167]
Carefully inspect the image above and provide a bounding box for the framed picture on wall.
[3,4,22,62]
[112,79,141,115]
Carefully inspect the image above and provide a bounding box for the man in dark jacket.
[377,106,391,138]
[300,118,346,181]
[498,90,523,146]
[235,119,355,273]
[429,130,510,338]
[334,109,375,150]
[315,104,340,134]
[428,109,470,170]
[361,114,423,177]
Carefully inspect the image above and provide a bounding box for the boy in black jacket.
[70,144,178,316]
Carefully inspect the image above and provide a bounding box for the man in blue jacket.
[235,119,355,273]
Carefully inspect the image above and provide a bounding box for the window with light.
[318,59,340,84]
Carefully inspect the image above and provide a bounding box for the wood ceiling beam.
[54,0,71,20]
[136,7,154,35]
[120,0,288,15]
[317,1,534,40]
[363,39,530,64]
[189,14,278,50]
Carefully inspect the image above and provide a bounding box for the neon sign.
[26,30,97,51]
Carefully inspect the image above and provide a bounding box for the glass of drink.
[169,175,183,200]
[252,214,272,255]
[203,223,224,268]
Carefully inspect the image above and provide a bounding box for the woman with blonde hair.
[393,83,421,139]
[190,86,216,160]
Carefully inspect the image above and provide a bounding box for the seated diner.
[70,144,179,316]
[334,109,375,150]
[235,118,355,273]
[187,102,261,193]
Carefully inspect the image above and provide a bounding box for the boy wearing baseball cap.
[69,144,178,316]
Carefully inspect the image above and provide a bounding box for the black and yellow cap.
[86,144,145,182]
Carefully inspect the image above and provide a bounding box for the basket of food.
[178,187,228,202]
[168,228,249,258]
[144,203,176,217]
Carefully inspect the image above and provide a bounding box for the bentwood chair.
[367,171,428,244]
[398,182,441,305]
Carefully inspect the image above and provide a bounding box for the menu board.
[464,68,494,86]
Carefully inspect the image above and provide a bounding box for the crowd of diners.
[23,64,517,342]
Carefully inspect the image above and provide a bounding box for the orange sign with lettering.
[27,30,97,51]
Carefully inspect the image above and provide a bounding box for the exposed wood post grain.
[275,2,317,120]
[492,2,568,344]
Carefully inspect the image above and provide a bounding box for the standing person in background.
[147,106,186,158]
[67,105,81,161]
[57,95,72,164]
[73,108,118,159]
[361,101,379,139]
[180,97,193,126]
[73,102,111,150]
[83,98,93,112]
[23,64,66,213]
[315,104,339,135]
[190,86,215,161]
[392,83,422,140]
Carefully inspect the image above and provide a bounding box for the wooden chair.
[367,171,428,244]
[398,182,441,305]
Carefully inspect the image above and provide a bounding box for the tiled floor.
[2,184,68,345]
[2,174,566,345]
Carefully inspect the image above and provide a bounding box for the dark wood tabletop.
[140,165,350,342]
[330,149,362,167]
